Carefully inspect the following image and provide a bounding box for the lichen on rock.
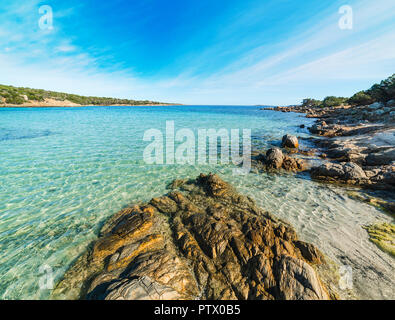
[363,222,395,257]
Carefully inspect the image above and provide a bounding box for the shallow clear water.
[0,106,393,300]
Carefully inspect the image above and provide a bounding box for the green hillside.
[0,84,167,106]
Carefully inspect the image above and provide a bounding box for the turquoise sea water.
[0,106,393,300]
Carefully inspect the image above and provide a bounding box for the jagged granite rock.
[367,165,395,189]
[53,174,332,300]
[274,255,329,300]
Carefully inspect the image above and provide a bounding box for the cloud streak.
[0,0,394,105]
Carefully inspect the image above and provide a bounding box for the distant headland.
[0,84,178,107]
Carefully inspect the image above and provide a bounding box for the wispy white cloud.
[55,44,77,53]
[158,0,395,104]
[0,0,394,105]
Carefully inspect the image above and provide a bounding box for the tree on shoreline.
[301,73,394,108]
[366,74,395,103]
[301,98,322,108]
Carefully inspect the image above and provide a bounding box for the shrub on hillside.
[347,91,375,106]
[301,98,322,108]
[322,96,347,108]
[366,74,395,103]
[5,94,24,104]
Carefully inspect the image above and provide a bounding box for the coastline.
[52,102,394,300]
[263,103,395,257]
[263,103,394,192]
[0,103,182,108]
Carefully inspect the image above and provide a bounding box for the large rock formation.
[53,174,332,300]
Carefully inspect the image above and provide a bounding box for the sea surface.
[0,105,393,299]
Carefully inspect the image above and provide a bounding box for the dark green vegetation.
[301,73,395,108]
[0,84,166,105]
[365,74,395,104]
[301,98,321,108]
[321,96,347,108]
[347,91,375,106]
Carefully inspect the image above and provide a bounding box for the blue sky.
[0,0,394,105]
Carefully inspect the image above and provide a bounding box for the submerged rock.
[53,174,332,300]
[102,276,186,300]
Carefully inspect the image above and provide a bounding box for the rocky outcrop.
[287,100,395,191]
[53,174,332,300]
[274,255,328,300]
[366,148,395,166]
[253,148,306,173]
[311,162,368,185]
[311,162,367,180]
[265,102,395,123]
[282,134,299,149]
[311,157,394,190]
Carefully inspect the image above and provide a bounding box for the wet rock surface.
[53,174,333,300]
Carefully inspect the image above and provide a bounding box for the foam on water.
[0,106,393,299]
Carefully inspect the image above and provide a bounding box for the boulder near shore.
[281,134,299,149]
[53,174,335,300]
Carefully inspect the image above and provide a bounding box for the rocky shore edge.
[0,100,179,108]
[264,102,394,198]
[53,174,340,300]
[263,101,395,256]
